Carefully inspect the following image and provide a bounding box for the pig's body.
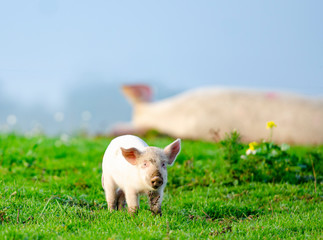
[102,135,155,194]
[102,135,181,214]
[122,85,323,145]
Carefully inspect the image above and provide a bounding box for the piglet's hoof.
[150,210,162,216]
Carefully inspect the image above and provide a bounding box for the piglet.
[102,135,181,215]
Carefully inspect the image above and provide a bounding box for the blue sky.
[1,0,322,111]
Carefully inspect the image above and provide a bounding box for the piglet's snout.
[151,176,163,189]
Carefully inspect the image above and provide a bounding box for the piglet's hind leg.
[116,189,126,210]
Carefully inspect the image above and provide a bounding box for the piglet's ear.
[164,139,181,166]
[121,147,141,165]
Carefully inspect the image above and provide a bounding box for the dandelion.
[246,141,258,155]
[249,141,258,151]
[266,121,277,142]
[266,121,277,129]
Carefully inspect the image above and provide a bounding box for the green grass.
[0,134,322,239]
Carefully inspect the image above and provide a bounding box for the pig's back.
[108,135,148,152]
[133,88,323,144]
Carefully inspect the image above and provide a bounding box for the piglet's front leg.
[125,189,139,214]
[148,191,162,216]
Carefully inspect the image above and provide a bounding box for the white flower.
[246,149,256,155]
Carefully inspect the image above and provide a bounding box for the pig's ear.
[121,147,141,165]
[121,84,153,105]
[164,139,181,166]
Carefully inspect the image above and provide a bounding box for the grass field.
[0,134,322,239]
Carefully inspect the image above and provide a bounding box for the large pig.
[102,135,181,215]
[121,85,323,145]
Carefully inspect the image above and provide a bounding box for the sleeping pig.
[120,84,323,145]
[102,135,181,215]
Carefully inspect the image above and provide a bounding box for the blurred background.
[0,0,322,136]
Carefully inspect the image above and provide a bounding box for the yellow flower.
[246,141,258,155]
[248,141,258,151]
[266,121,277,129]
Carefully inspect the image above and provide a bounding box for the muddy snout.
[150,173,163,189]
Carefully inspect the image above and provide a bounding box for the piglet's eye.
[143,162,149,167]
[162,162,166,167]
